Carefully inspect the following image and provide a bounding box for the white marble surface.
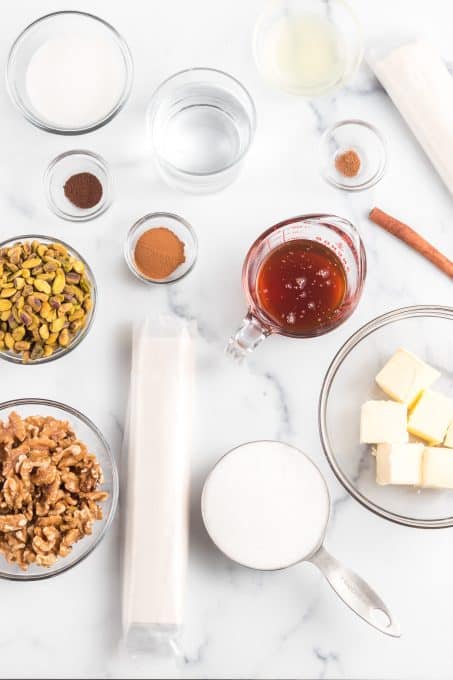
[1,0,452,678]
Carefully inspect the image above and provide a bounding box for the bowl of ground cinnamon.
[319,119,387,191]
[44,150,112,221]
[125,212,198,284]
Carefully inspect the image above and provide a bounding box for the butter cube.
[376,443,424,486]
[444,421,453,448]
[375,348,440,406]
[422,447,453,488]
[408,390,453,444]
[360,400,408,444]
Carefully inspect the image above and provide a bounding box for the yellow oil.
[268,14,345,95]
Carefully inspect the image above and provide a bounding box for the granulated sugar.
[25,33,127,129]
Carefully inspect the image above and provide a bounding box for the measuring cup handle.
[226,313,269,361]
[309,545,401,637]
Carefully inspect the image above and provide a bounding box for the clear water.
[158,86,251,175]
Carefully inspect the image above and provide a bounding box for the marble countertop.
[1,1,452,678]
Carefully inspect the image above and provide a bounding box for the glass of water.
[147,68,256,193]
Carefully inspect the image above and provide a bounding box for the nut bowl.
[319,306,453,529]
[0,235,96,365]
[0,398,118,580]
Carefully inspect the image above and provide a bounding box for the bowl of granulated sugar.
[7,11,133,135]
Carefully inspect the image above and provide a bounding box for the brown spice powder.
[335,149,361,178]
[134,227,186,280]
[64,172,103,210]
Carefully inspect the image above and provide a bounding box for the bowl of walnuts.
[0,398,117,580]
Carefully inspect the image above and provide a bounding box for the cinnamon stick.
[369,207,453,279]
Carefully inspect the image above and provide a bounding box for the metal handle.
[309,545,401,638]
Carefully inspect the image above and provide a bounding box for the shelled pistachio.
[0,240,92,362]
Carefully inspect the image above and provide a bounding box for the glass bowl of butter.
[319,305,453,528]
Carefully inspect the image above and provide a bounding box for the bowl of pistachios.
[0,235,96,364]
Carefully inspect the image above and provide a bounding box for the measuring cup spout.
[309,545,401,638]
[226,313,269,361]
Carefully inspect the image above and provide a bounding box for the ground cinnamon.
[335,149,361,178]
[369,207,453,279]
[134,227,186,280]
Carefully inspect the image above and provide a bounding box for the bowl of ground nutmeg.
[125,212,198,284]
[319,119,387,191]
[44,149,112,221]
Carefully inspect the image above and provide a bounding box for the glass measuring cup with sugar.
[202,441,400,637]
[226,214,366,360]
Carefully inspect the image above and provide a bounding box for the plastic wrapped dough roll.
[370,39,453,196]
[122,316,196,654]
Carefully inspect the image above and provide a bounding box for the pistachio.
[34,280,51,295]
[58,329,70,347]
[51,317,66,333]
[22,257,41,269]
[52,270,66,295]
[0,239,92,361]
[14,341,31,352]
[0,288,16,298]
[12,326,25,342]
[39,324,49,341]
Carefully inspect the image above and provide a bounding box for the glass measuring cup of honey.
[226,214,366,359]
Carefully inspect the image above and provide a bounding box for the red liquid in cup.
[256,240,347,334]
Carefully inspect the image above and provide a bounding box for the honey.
[256,239,347,334]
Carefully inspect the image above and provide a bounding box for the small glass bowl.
[320,120,387,191]
[44,150,112,221]
[253,0,363,97]
[0,398,118,580]
[6,10,133,135]
[319,305,453,529]
[124,212,198,285]
[0,234,97,365]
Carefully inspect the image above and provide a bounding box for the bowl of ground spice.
[319,119,387,191]
[125,212,198,284]
[44,150,112,221]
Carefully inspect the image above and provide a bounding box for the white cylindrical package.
[369,39,453,195]
[122,316,196,654]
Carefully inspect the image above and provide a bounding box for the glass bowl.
[320,120,387,191]
[6,10,133,135]
[124,212,198,284]
[44,150,112,221]
[0,235,97,365]
[253,0,363,97]
[0,398,118,580]
[319,306,453,529]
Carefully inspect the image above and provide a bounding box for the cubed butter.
[408,389,453,444]
[360,400,408,444]
[375,443,424,486]
[422,447,453,489]
[375,348,440,406]
[444,421,453,448]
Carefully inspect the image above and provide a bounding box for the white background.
[1,1,453,678]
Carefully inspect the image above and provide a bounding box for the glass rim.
[43,149,113,222]
[319,119,388,192]
[0,234,97,365]
[147,67,257,177]
[124,211,198,285]
[252,0,364,97]
[242,213,367,338]
[318,304,453,529]
[0,396,118,581]
[6,10,134,135]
